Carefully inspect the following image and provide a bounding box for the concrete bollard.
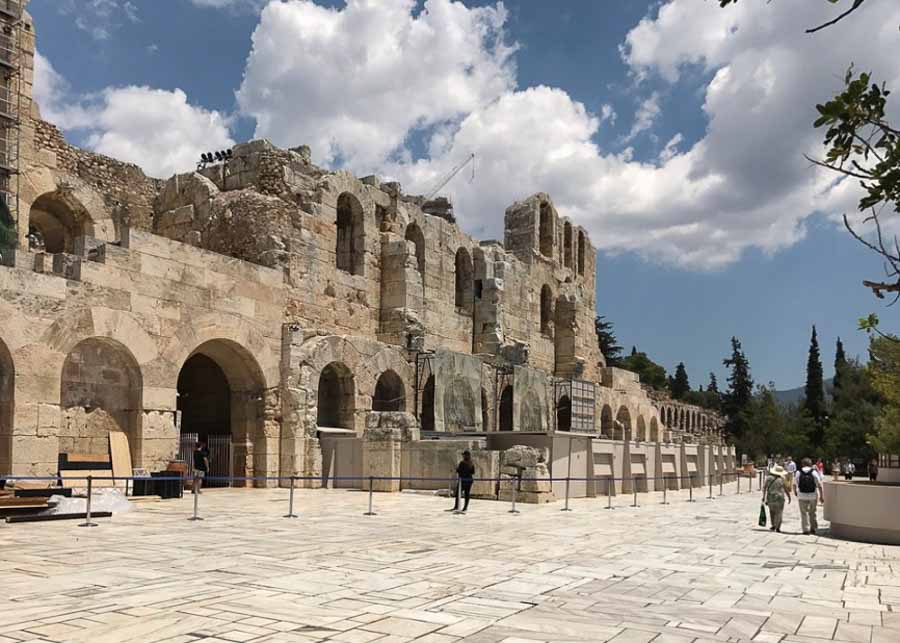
[79,476,98,528]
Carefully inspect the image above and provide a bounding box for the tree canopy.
[595,316,623,367]
[620,349,668,391]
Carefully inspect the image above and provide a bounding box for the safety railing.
[1,470,760,527]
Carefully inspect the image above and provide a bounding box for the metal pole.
[364,476,376,516]
[737,473,741,495]
[79,476,98,527]
[749,471,753,492]
[662,476,668,505]
[632,476,638,508]
[605,476,614,510]
[561,477,572,512]
[688,475,694,502]
[509,477,520,514]
[708,473,714,500]
[189,482,203,521]
[719,472,723,497]
[284,476,298,518]
[453,478,463,515]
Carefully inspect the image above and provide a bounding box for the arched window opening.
[336,192,364,275]
[556,395,571,432]
[539,201,553,257]
[421,375,435,432]
[405,223,425,276]
[0,339,15,475]
[577,230,586,276]
[373,370,405,412]
[563,221,573,269]
[29,191,90,254]
[498,385,513,431]
[455,247,474,312]
[540,285,553,335]
[614,406,631,441]
[317,362,356,430]
[600,404,613,437]
[62,338,142,465]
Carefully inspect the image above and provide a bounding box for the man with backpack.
[794,457,824,535]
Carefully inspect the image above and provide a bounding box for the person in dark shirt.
[452,450,476,513]
[192,441,209,494]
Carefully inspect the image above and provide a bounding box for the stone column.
[362,411,419,492]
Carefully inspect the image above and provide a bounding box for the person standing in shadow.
[452,450,476,514]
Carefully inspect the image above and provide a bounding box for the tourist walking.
[794,458,824,535]
[451,450,476,513]
[192,440,209,495]
[815,459,825,475]
[762,464,791,533]
[784,456,797,475]
[868,458,879,482]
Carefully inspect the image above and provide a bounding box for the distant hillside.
[773,378,833,407]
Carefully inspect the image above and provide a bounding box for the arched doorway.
[498,385,513,431]
[29,191,91,254]
[614,406,631,440]
[600,404,613,437]
[556,395,571,432]
[61,338,142,462]
[317,362,355,429]
[405,223,425,277]
[177,340,266,486]
[373,370,405,412]
[336,192,365,275]
[0,338,14,475]
[577,230,586,276]
[420,374,435,432]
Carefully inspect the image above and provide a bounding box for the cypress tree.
[708,372,719,394]
[594,316,623,366]
[670,362,690,399]
[833,336,847,401]
[804,325,826,445]
[723,337,753,442]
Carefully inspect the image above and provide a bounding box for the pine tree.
[705,372,722,411]
[723,337,753,445]
[833,336,847,401]
[670,362,690,399]
[708,372,719,394]
[594,316,623,367]
[803,325,826,446]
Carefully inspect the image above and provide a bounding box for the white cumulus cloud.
[33,52,233,179]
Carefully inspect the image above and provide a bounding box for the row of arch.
[539,201,586,276]
[658,405,716,433]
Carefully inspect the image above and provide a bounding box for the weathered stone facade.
[0,8,728,491]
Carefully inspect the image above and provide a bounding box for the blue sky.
[30,0,900,390]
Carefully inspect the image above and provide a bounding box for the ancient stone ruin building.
[0,5,731,498]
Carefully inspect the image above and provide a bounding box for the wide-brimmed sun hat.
[769,464,788,477]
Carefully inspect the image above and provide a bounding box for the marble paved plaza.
[1,483,899,643]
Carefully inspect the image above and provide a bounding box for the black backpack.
[798,468,817,493]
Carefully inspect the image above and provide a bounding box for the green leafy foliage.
[867,336,900,455]
[619,349,668,391]
[722,337,754,441]
[669,362,690,399]
[803,326,827,443]
[595,316,624,367]
[825,357,879,461]
[0,200,15,250]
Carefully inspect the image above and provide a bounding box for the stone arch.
[317,362,355,429]
[650,417,659,442]
[178,338,269,485]
[61,338,143,463]
[556,394,571,432]
[405,222,425,277]
[600,404,613,438]
[373,369,405,412]
[0,337,14,475]
[614,406,631,440]
[498,385,513,431]
[443,376,476,432]
[666,407,673,428]
[636,416,647,441]
[455,246,473,312]
[421,374,435,432]
[539,201,553,258]
[336,192,365,275]
[28,189,95,254]
[540,284,553,335]
[577,230,586,276]
[563,221,573,269]
[481,387,490,431]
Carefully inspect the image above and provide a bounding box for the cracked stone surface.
[0,484,897,643]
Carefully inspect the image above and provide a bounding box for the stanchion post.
[688,474,694,502]
[79,475,98,528]
[708,473,714,500]
[364,476,377,516]
[737,473,741,495]
[284,475,298,518]
[662,476,668,505]
[605,476,614,510]
[509,476,520,514]
[453,478,463,515]
[561,477,572,512]
[188,481,203,521]
[719,472,724,497]
[632,476,638,508]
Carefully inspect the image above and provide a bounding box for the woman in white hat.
[761,464,792,532]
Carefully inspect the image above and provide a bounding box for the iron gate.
[178,433,234,487]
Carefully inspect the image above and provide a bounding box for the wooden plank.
[7,512,112,524]
[66,453,111,464]
[0,497,50,507]
[59,470,116,488]
[108,432,132,485]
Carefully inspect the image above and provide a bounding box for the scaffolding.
[0,1,23,241]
